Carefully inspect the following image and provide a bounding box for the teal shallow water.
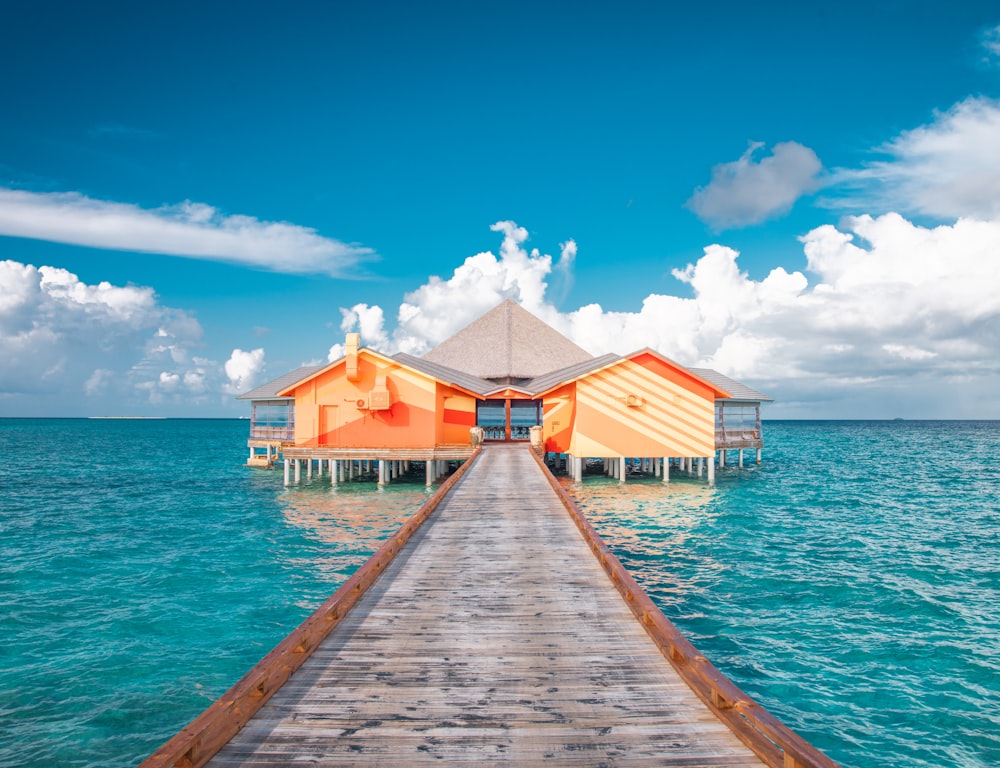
[0,419,428,767]
[564,421,1000,768]
[1,419,998,767]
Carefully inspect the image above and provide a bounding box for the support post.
[662,457,670,484]
[283,458,290,486]
[294,459,301,484]
[739,449,745,469]
[331,459,338,485]
[707,454,716,485]
[619,456,626,483]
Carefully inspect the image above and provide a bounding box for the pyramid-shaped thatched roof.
[422,299,593,380]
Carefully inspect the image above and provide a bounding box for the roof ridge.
[421,299,593,380]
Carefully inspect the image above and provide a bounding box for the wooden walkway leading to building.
[144,444,835,768]
[207,444,765,767]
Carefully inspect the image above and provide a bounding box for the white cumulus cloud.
[687,141,824,229]
[0,188,375,276]
[224,348,266,394]
[0,259,249,413]
[329,216,1000,418]
[340,220,571,355]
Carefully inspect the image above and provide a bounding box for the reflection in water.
[280,477,430,588]
[561,474,725,615]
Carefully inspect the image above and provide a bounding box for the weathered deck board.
[208,444,765,767]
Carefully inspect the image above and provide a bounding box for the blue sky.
[3,1,1000,418]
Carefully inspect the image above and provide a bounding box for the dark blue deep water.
[1,419,997,767]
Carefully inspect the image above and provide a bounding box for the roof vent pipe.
[345,333,360,381]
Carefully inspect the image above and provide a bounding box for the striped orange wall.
[541,383,576,452]
[543,354,717,458]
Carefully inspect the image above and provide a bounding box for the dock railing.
[139,448,481,768]
[529,447,838,768]
[248,425,295,441]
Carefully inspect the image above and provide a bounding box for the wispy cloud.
[982,24,1000,63]
[0,188,376,276]
[87,122,160,141]
[831,97,1000,221]
[687,141,824,230]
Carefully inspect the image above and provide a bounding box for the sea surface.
[0,418,997,767]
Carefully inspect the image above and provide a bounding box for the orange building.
[239,300,772,484]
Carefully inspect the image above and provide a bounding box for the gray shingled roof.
[236,365,324,400]
[689,368,774,402]
[391,353,496,396]
[422,299,593,380]
[524,353,622,395]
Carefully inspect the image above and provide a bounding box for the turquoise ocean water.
[1,418,997,767]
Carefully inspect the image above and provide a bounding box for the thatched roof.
[422,300,593,380]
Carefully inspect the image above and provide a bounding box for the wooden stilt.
[619,457,626,483]
[662,457,670,484]
[283,458,290,486]
[707,455,716,485]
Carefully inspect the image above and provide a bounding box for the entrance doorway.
[476,399,542,441]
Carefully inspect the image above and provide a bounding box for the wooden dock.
[144,444,835,768]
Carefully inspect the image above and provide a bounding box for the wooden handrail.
[138,447,482,768]
[528,447,838,768]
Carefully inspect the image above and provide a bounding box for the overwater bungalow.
[238,300,772,484]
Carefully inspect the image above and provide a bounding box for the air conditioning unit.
[367,375,391,410]
[368,389,391,410]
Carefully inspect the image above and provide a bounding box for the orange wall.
[543,356,717,457]
[439,389,477,444]
[288,353,474,448]
[542,383,575,452]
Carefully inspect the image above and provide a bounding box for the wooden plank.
[206,445,769,767]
